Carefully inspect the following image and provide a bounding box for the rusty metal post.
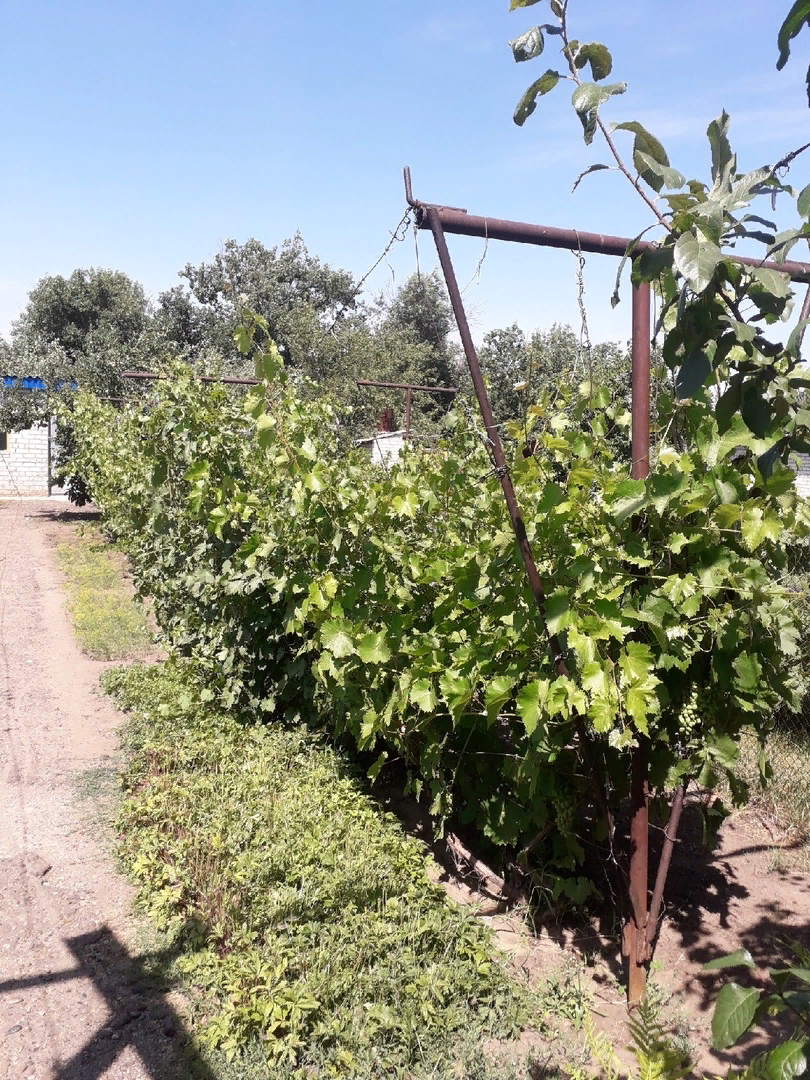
[645,784,686,951]
[426,206,561,659]
[404,168,810,1009]
[631,281,651,481]
[405,386,413,440]
[626,277,652,1006]
[413,203,810,281]
[627,740,649,1005]
[425,205,614,835]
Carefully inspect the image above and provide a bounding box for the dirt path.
[0,502,198,1080]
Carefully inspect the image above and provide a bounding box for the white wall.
[794,454,810,500]
[370,431,405,467]
[0,423,50,496]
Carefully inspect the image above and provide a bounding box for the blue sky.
[1,1,808,346]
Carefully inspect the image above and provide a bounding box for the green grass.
[102,661,551,1079]
[56,528,153,660]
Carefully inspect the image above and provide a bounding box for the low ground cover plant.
[56,527,153,660]
[104,660,538,1077]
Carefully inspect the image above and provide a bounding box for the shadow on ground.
[29,506,103,524]
[0,925,217,1080]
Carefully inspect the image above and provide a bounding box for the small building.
[356,407,407,467]
[0,377,55,497]
[356,429,407,467]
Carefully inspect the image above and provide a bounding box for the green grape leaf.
[485,674,517,720]
[356,630,391,665]
[625,687,650,733]
[256,342,283,381]
[610,478,646,523]
[734,652,763,690]
[517,678,549,736]
[410,678,437,713]
[620,642,654,682]
[545,589,574,634]
[439,671,474,717]
[320,620,355,658]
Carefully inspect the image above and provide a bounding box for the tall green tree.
[155,235,359,373]
[4,267,152,431]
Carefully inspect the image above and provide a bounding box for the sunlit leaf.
[571,82,627,144]
[674,227,722,293]
[711,983,761,1050]
[509,26,545,62]
[704,949,755,971]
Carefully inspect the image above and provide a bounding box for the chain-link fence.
[730,538,810,835]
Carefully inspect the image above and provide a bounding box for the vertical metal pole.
[631,280,651,482]
[627,277,651,1006]
[405,386,412,440]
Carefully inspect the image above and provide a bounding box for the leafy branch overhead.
[778,0,810,103]
[509,1,810,434]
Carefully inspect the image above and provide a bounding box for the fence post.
[627,276,651,1005]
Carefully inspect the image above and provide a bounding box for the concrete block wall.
[794,454,810,500]
[0,424,50,496]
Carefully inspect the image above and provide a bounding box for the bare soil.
[0,501,202,1080]
[458,784,810,1075]
[1,499,808,1078]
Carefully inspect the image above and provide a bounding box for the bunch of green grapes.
[551,787,577,834]
[677,682,724,738]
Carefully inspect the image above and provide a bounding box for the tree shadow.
[28,506,102,524]
[0,925,218,1079]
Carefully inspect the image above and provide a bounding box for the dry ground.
[0,501,198,1080]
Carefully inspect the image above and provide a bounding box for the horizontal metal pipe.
[415,206,810,282]
[121,370,260,386]
[356,379,457,393]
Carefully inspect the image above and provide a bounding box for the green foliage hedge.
[68,317,806,893]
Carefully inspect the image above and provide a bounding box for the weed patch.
[56,527,153,660]
[103,661,544,1078]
